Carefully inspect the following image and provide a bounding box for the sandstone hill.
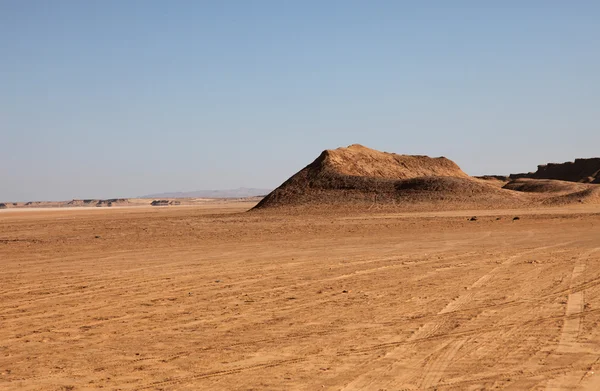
[510,158,600,183]
[253,144,527,211]
[254,145,600,212]
[501,158,600,205]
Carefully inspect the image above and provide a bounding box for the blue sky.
[1,1,599,201]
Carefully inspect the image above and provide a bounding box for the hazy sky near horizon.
[1,1,599,201]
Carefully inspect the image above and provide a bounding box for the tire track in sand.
[131,357,305,391]
[557,263,586,354]
[546,248,599,391]
[340,241,572,391]
[420,338,467,388]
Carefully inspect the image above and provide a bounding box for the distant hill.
[140,187,271,199]
[509,158,600,184]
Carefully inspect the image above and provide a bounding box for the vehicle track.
[339,241,574,390]
[131,357,306,390]
[420,338,467,388]
[545,248,600,390]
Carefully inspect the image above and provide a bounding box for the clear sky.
[1,1,599,201]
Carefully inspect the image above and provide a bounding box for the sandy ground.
[2,203,600,390]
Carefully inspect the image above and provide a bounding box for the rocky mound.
[64,199,130,207]
[95,199,129,207]
[503,178,592,194]
[510,158,600,183]
[542,186,600,205]
[254,145,525,211]
[322,144,469,179]
[67,199,98,206]
[473,175,510,188]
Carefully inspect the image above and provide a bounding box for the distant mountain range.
[140,187,272,199]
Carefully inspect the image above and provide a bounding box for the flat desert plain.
[3,203,600,390]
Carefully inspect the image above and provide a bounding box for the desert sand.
[3,144,600,390]
[3,202,600,390]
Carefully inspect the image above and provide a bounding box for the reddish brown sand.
[3,203,600,390]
